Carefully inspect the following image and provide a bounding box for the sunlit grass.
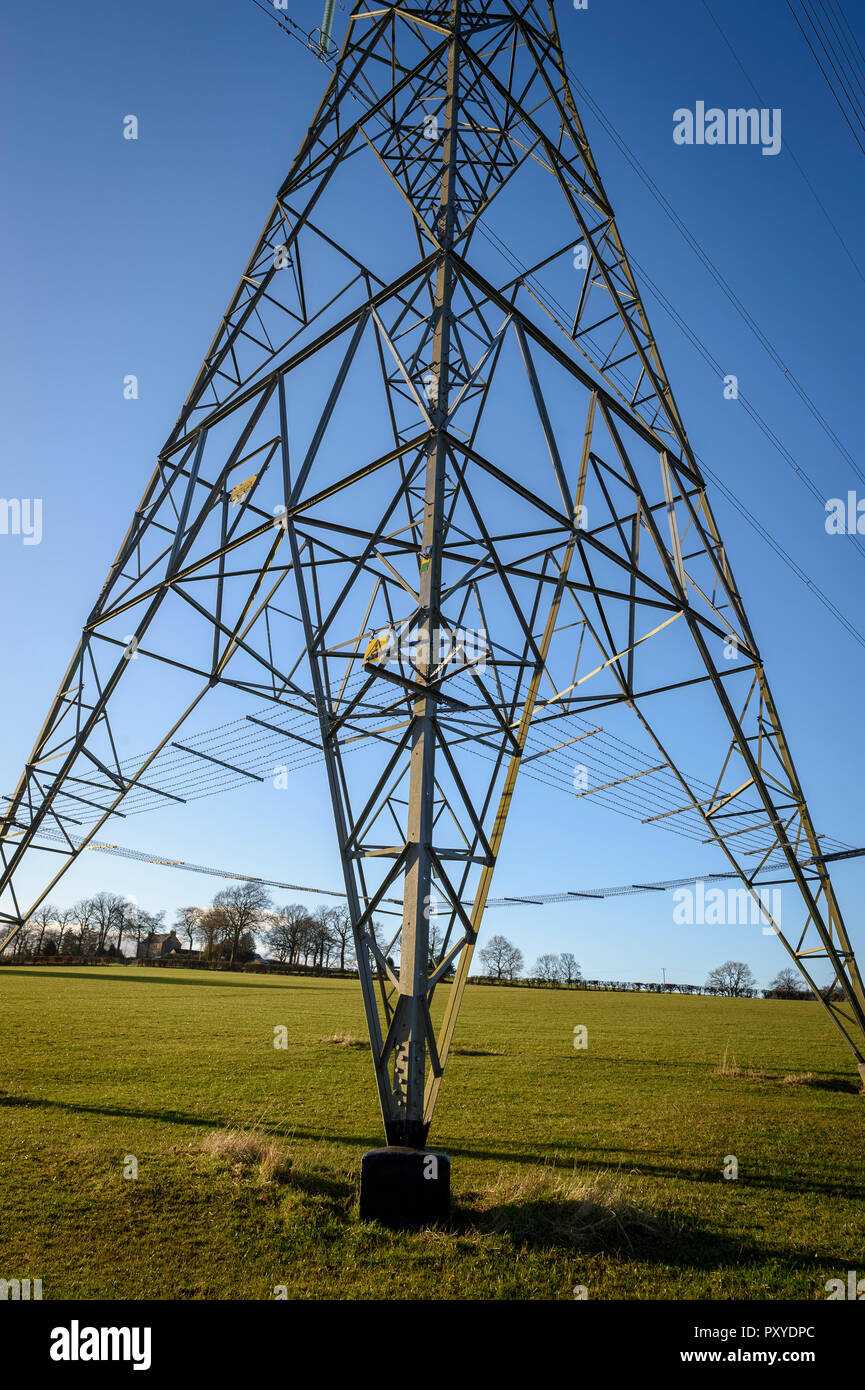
[1,965,862,1299]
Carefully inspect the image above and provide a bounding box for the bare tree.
[134,908,166,957]
[266,903,312,965]
[8,923,34,958]
[175,906,201,953]
[559,951,581,985]
[427,919,443,967]
[115,899,138,956]
[211,882,273,965]
[292,907,314,966]
[30,904,58,955]
[479,934,524,981]
[89,892,126,954]
[765,967,806,999]
[308,907,338,970]
[70,898,99,956]
[705,960,758,997]
[194,905,229,962]
[329,906,354,972]
[534,952,563,984]
[54,906,75,955]
[264,909,291,963]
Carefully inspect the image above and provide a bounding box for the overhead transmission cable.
[784,0,865,158]
[702,0,865,288]
[40,830,808,914]
[559,55,865,495]
[825,0,865,88]
[474,219,865,650]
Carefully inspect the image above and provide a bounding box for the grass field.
[1,965,863,1300]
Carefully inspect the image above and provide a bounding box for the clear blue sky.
[2,0,864,987]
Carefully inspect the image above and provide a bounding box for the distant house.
[137,930,184,960]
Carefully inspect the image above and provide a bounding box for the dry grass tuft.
[201,1129,267,1164]
[715,1047,769,1081]
[717,1056,862,1089]
[715,1054,861,1093]
[200,1128,292,1184]
[476,1166,659,1247]
[779,1072,861,1094]
[321,1032,368,1048]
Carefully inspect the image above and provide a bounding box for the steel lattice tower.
[3,1,864,1176]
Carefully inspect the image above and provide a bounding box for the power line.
[812,0,865,110]
[784,0,865,158]
[826,0,865,86]
[803,0,865,124]
[561,64,865,499]
[702,0,865,288]
[475,219,865,649]
[31,825,807,913]
[12,657,852,863]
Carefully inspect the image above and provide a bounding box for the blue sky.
[2,0,864,987]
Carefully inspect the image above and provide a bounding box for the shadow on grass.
[715,1065,861,1095]
[0,1093,222,1129]
[199,1144,856,1277]
[779,1075,862,1094]
[4,1093,864,1203]
[454,1194,852,1277]
[451,1048,502,1057]
[4,1095,861,1274]
[456,1192,710,1262]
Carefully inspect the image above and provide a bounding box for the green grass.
[1,965,863,1300]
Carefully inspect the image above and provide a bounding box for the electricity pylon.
[3,0,864,1173]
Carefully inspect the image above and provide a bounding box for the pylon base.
[359,1147,451,1229]
[857,1061,865,1092]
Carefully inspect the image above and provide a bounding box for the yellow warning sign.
[230,474,258,506]
[364,635,387,664]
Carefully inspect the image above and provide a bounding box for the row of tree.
[3,892,166,960]
[2,898,832,1000]
[476,938,830,1000]
[2,880,365,972]
[478,937,583,984]
[178,884,356,970]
